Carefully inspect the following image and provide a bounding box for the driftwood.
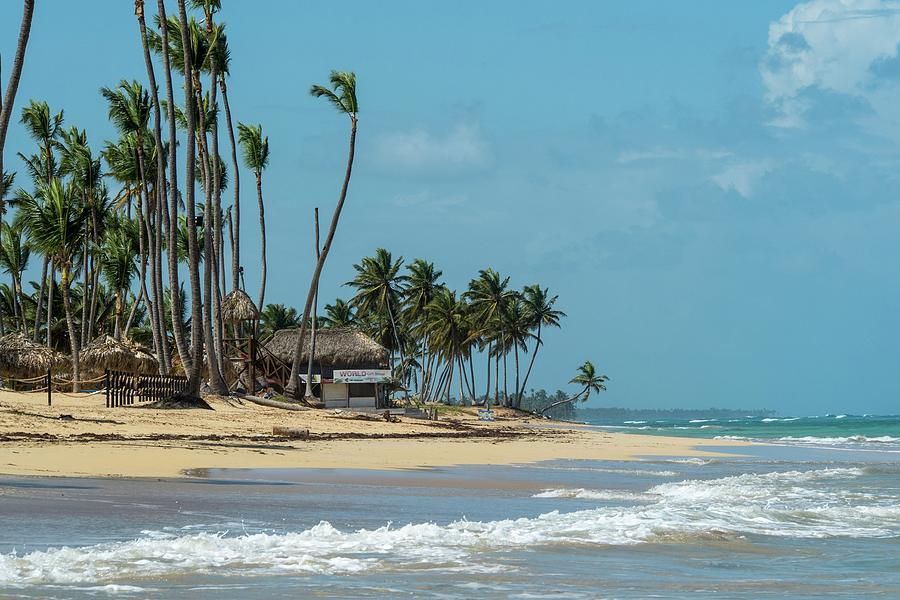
[273,426,310,439]
[237,393,310,411]
[328,410,400,423]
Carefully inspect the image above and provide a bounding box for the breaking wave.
[2,467,896,585]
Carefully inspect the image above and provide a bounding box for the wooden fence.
[105,369,189,407]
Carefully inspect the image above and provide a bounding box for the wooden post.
[105,370,109,408]
[249,337,256,394]
[47,369,51,406]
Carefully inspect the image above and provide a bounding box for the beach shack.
[264,327,392,409]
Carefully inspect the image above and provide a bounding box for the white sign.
[333,369,392,384]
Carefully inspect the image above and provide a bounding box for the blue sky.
[2,0,900,415]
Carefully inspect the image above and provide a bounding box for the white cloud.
[375,123,492,172]
[761,0,900,126]
[711,161,773,198]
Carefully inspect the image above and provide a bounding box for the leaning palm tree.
[0,0,36,214]
[518,285,565,405]
[539,360,609,416]
[21,179,88,391]
[289,70,359,396]
[236,122,269,315]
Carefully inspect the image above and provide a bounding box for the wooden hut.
[265,327,391,409]
[221,289,259,324]
[0,332,68,380]
[80,335,158,376]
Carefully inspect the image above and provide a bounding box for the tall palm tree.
[465,268,515,405]
[21,179,88,391]
[404,259,443,398]
[347,248,408,374]
[503,293,532,409]
[0,0,35,213]
[236,122,269,315]
[100,79,168,368]
[154,0,194,379]
[19,100,64,344]
[539,360,609,416]
[289,71,359,395]
[518,285,565,405]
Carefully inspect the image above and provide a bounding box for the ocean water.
[0,440,898,597]
[583,413,900,451]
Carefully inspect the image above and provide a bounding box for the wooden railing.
[224,337,293,392]
[105,369,189,407]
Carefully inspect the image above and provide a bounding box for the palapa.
[265,327,389,368]
[80,335,159,375]
[0,332,68,378]
[221,289,259,323]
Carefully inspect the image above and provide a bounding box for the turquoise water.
[1,440,898,598]
[583,413,900,450]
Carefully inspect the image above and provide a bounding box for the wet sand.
[0,389,746,478]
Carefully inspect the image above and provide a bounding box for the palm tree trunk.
[255,170,267,324]
[288,116,358,395]
[219,77,241,292]
[519,321,541,406]
[484,341,491,405]
[304,208,320,399]
[87,208,101,342]
[80,231,89,346]
[114,292,122,340]
[209,60,226,378]
[158,0,192,378]
[539,388,587,416]
[33,256,47,341]
[513,342,520,409]
[135,142,162,365]
[124,291,141,337]
[0,0,35,197]
[59,271,80,392]
[46,264,55,347]
[178,0,205,394]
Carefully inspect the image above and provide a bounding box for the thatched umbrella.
[80,335,158,375]
[0,332,69,379]
[265,327,389,369]
[221,289,259,323]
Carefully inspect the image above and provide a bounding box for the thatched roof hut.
[80,335,159,375]
[0,332,68,378]
[265,327,389,368]
[221,289,259,323]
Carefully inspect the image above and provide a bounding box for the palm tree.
[21,179,88,391]
[465,269,515,405]
[19,100,64,344]
[289,71,359,395]
[0,0,36,215]
[404,259,443,397]
[518,285,565,405]
[321,298,356,328]
[100,218,138,339]
[539,360,609,416]
[100,79,168,368]
[259,303,300,338]
[0,220,30,331]
[236,122,269,315]
[153,0,194,380]
[503,293,533,409]
[347,248,408,374]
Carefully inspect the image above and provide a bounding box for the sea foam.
[2,466,896,586]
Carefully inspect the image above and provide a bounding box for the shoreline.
[0,389,748,479]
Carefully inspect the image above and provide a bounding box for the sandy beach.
[0,389,745,478]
